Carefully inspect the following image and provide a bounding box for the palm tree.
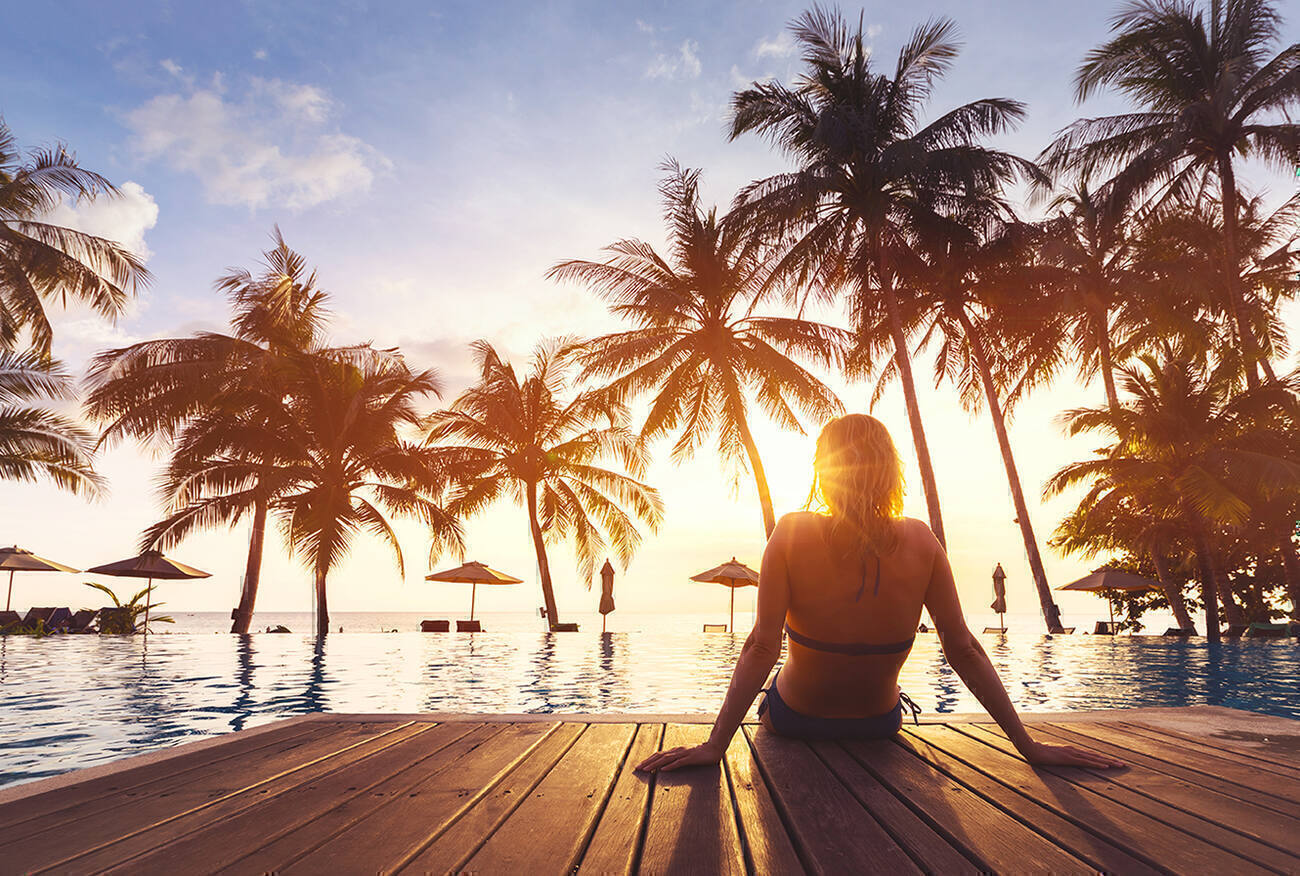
[1043,0,1300,387]
[428,340,663,629]
[86,231,334,633]
[1046,353,1300,641]
[145,354,461,639]
[0,119,150,353]
[548,161,848,537]
[728,7,1043,547]
[0,349,100,495]
[905,211,1071,631]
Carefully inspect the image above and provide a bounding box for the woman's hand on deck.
[635,741,725,772]
[1020,739,1124,769]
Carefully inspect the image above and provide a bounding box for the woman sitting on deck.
[637,414,1122,772]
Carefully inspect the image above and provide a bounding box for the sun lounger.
[66,610,96,633]
[703,623,727,632]
[0,610,21,632]
[551,622,580,632]
[44,608,74,631]
[456,620,483,632]
[1162,627,1194,636]
[1093,621,1119,635]
[1244,622,1288,638]
[21,607,58,629]
[980,625,1006,633]
[420,620,450,632]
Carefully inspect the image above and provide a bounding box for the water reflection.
[1,632,1297,789]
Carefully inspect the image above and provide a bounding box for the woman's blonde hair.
[808,414,905,557]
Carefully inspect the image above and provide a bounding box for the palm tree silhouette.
[1043,0,1300,388]
[1047,353,1299,641]
[728,7,1043,547]
[147,354,460,639]
[428,340,663,629]
[0,120,150,353]
[0,350,100,495]
[549,161,847,537]
[87,231,348,633]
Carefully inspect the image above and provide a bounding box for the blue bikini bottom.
[758,672,920,741]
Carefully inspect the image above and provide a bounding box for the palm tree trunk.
[958,309,1063,633]
[314,565,329,639]
[526,481,561,628]
[1150,550,1195,633]
[1216,156,1262,390]
[879,274,946,548]
[1095,307,1120,415]
[1190,528,1221,644]
[734,409,776,538]
[1209,551,1245,629]
[1277,540,1300,622]
[230,497,267,634]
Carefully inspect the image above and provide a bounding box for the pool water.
[1,630,1296,788]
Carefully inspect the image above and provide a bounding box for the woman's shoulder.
[893,516,942,552]
[772,511,828,541]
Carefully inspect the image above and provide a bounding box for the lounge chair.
[551,622,580,632]
[420,620,450,632]
[703,623,727,632]
[0,610,21,632]
[45,607,74,631]
[1093,621,1119,635]
[456,620,483,632]
[67,610,97,633]
[1244,622,1288,638]
[21,607,58,630]
[1162,627,1194,637]
[980,625,1006,633]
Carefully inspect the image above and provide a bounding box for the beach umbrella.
[426,560,523,621]
[1058,569,1160,626]
[598,559,615,633]
[0,546,79,612]
[990,563,1008,630]
[86,549,211,635]
[690,557,759,633]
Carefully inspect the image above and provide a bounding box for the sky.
[1,0,1297,629]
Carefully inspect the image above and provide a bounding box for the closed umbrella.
[86,549,211,635]
[690,557,759,633]
[1058,569,1160,626]
[426,561,523,621]
[0,546,78,612]
[598,559,615,633]
[989,563,1008,632]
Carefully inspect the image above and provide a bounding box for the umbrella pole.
[602,614,607,634]
[730,588,735,634]
[144,577,153,637]
[1109,597,1114,628]
[471,582,477,622]
[5,570,11,612]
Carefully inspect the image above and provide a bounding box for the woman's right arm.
[920,525,1123,769]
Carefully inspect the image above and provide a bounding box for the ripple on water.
[0,632,1296,788]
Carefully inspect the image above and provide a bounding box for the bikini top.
[783,551,916,656]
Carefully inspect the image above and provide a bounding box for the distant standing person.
[637,415,1122,771]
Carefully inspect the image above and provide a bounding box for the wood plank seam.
[562,723,642,873]
[392,722,587,873]
[30,721,420,875]
[738,726,827,876]
[627,723,665,876]
[816,739,984,874]
[719,735,757,876]
[955,723,1294,872]
[1117,722,1300,775]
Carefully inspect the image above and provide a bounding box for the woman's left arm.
[635,518,792,772]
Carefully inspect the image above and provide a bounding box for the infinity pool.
[1,631,1296,788]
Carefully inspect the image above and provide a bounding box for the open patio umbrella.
[426,561,523,621]
[598,559,615,633]
[1058,569,1160,626]
[0,546,79,612]
[690,557,759,633]
[86,549,211,635]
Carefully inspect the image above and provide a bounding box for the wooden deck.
[2,708,1298,874]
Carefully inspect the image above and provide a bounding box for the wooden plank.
[724,731,805,876]
[1040,722,1300,812]
[840,737,1092,874]
[1028,723,1300,848]
[398,722,585,873]
[962,724,1295,872]
[900,727,1161,875]
[0,720,322,835]
[1123,720,1300,768]
[745,725,918,875]
[458,723,635,874]
[1,722,417,874]
[578,724,662,875]
[1118,721,1300,778]
[809,740,976,874]
[101,722,505,875]
[35,722,434,875]
[639,724,745,876]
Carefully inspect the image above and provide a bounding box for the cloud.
[124,74,386,210]
[753,32,797,59]
[635,18,656,34]
[42,181,159,260]
[645,39,701,80]
[867,24,882,39]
